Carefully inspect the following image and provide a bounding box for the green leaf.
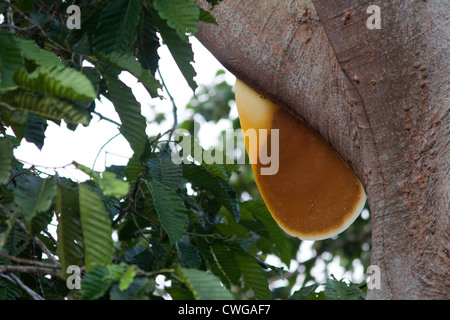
[210,243,241,287]
[93,0,142,53]
[14,175,57,226]
[0,210,19,251]
[289,284,320,300]
[74,162,129,198]
[125,155,145,183]
[137,12,160,75]
[176,240,202,269]
[145,180,188,245]
[0,140,12,185]
[104,74,148,158]
[199,8,218,25]
[119,265,136,291]
[24,113,47,150]
[110,277,154,300]
[55,184,84,278]
[79,183,114,271]
[232,250,271,300]
[0,279,22,300]
[2,89,89,125]
[241,200,291,266]
[154,13,197,92]
[17,38,62,67]
[177,267,234,300]
[147,157,182,190]
[0,30,24,92]
[13,65,96,100]
[153,0,200,41]
[81,267,110,300]
[97,51,161,98]
[182,163,240,222]
[324,276,365,300]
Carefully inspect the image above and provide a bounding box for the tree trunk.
[195,0,449,299]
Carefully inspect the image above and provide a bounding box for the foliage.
[0,0,370,300]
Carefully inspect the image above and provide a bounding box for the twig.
[0,0,76,56]
[6,167,34,186]
[0,252,60,269]
[91,132,121,174]
[129,209,152,246]
[5,0,15,34]
[157,68,178,143]
[0,265,60,283]
[0,101,16,111]
[0,203,60,266]
[0,273,45,300]
[92,111,122,127]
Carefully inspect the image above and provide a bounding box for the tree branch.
[0,264,60,277]
[0,273,45,300]
[0,252,60,269]
[92,111,122,127]
[0,0,77,56]
[0,203,60,266]
[157,68,178,143]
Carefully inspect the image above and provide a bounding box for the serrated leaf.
[81,267,110,300]
[92,0,142,53]
[0,140,12,184]
[2,89,89,125]
[289,284,320,300]
[199,8,218,25]
[110,277,154,300]
[17,38,62,67]
[14,175,57,226]
[55,184,84,279]
[176,240,201,269]
[24,113,47,150]
[232,250,271,300]
[0,30,24,92]
[211,243,241,287]
[146,180,188,245]
[97,51,161,98]
[324,277,365,300]
[104,74,148,158]
[119,265,136,291]
[241,200,291,266]
[79,183,114,271]
[154,13,197,92]
[74,162,129,198]
[147,157,182,190]
[0,210,19,251]
[14,64,96,100]
[125,155,145,183]
[177,267,234,300]
[153,0,200,41]
[0,279,22,300]
[182,163,240,222]
[138,12,160,75]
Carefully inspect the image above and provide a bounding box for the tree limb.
[0,274,45,300]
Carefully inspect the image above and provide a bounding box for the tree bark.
[195,0,449,299]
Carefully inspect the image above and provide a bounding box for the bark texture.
[196,0,449,299]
